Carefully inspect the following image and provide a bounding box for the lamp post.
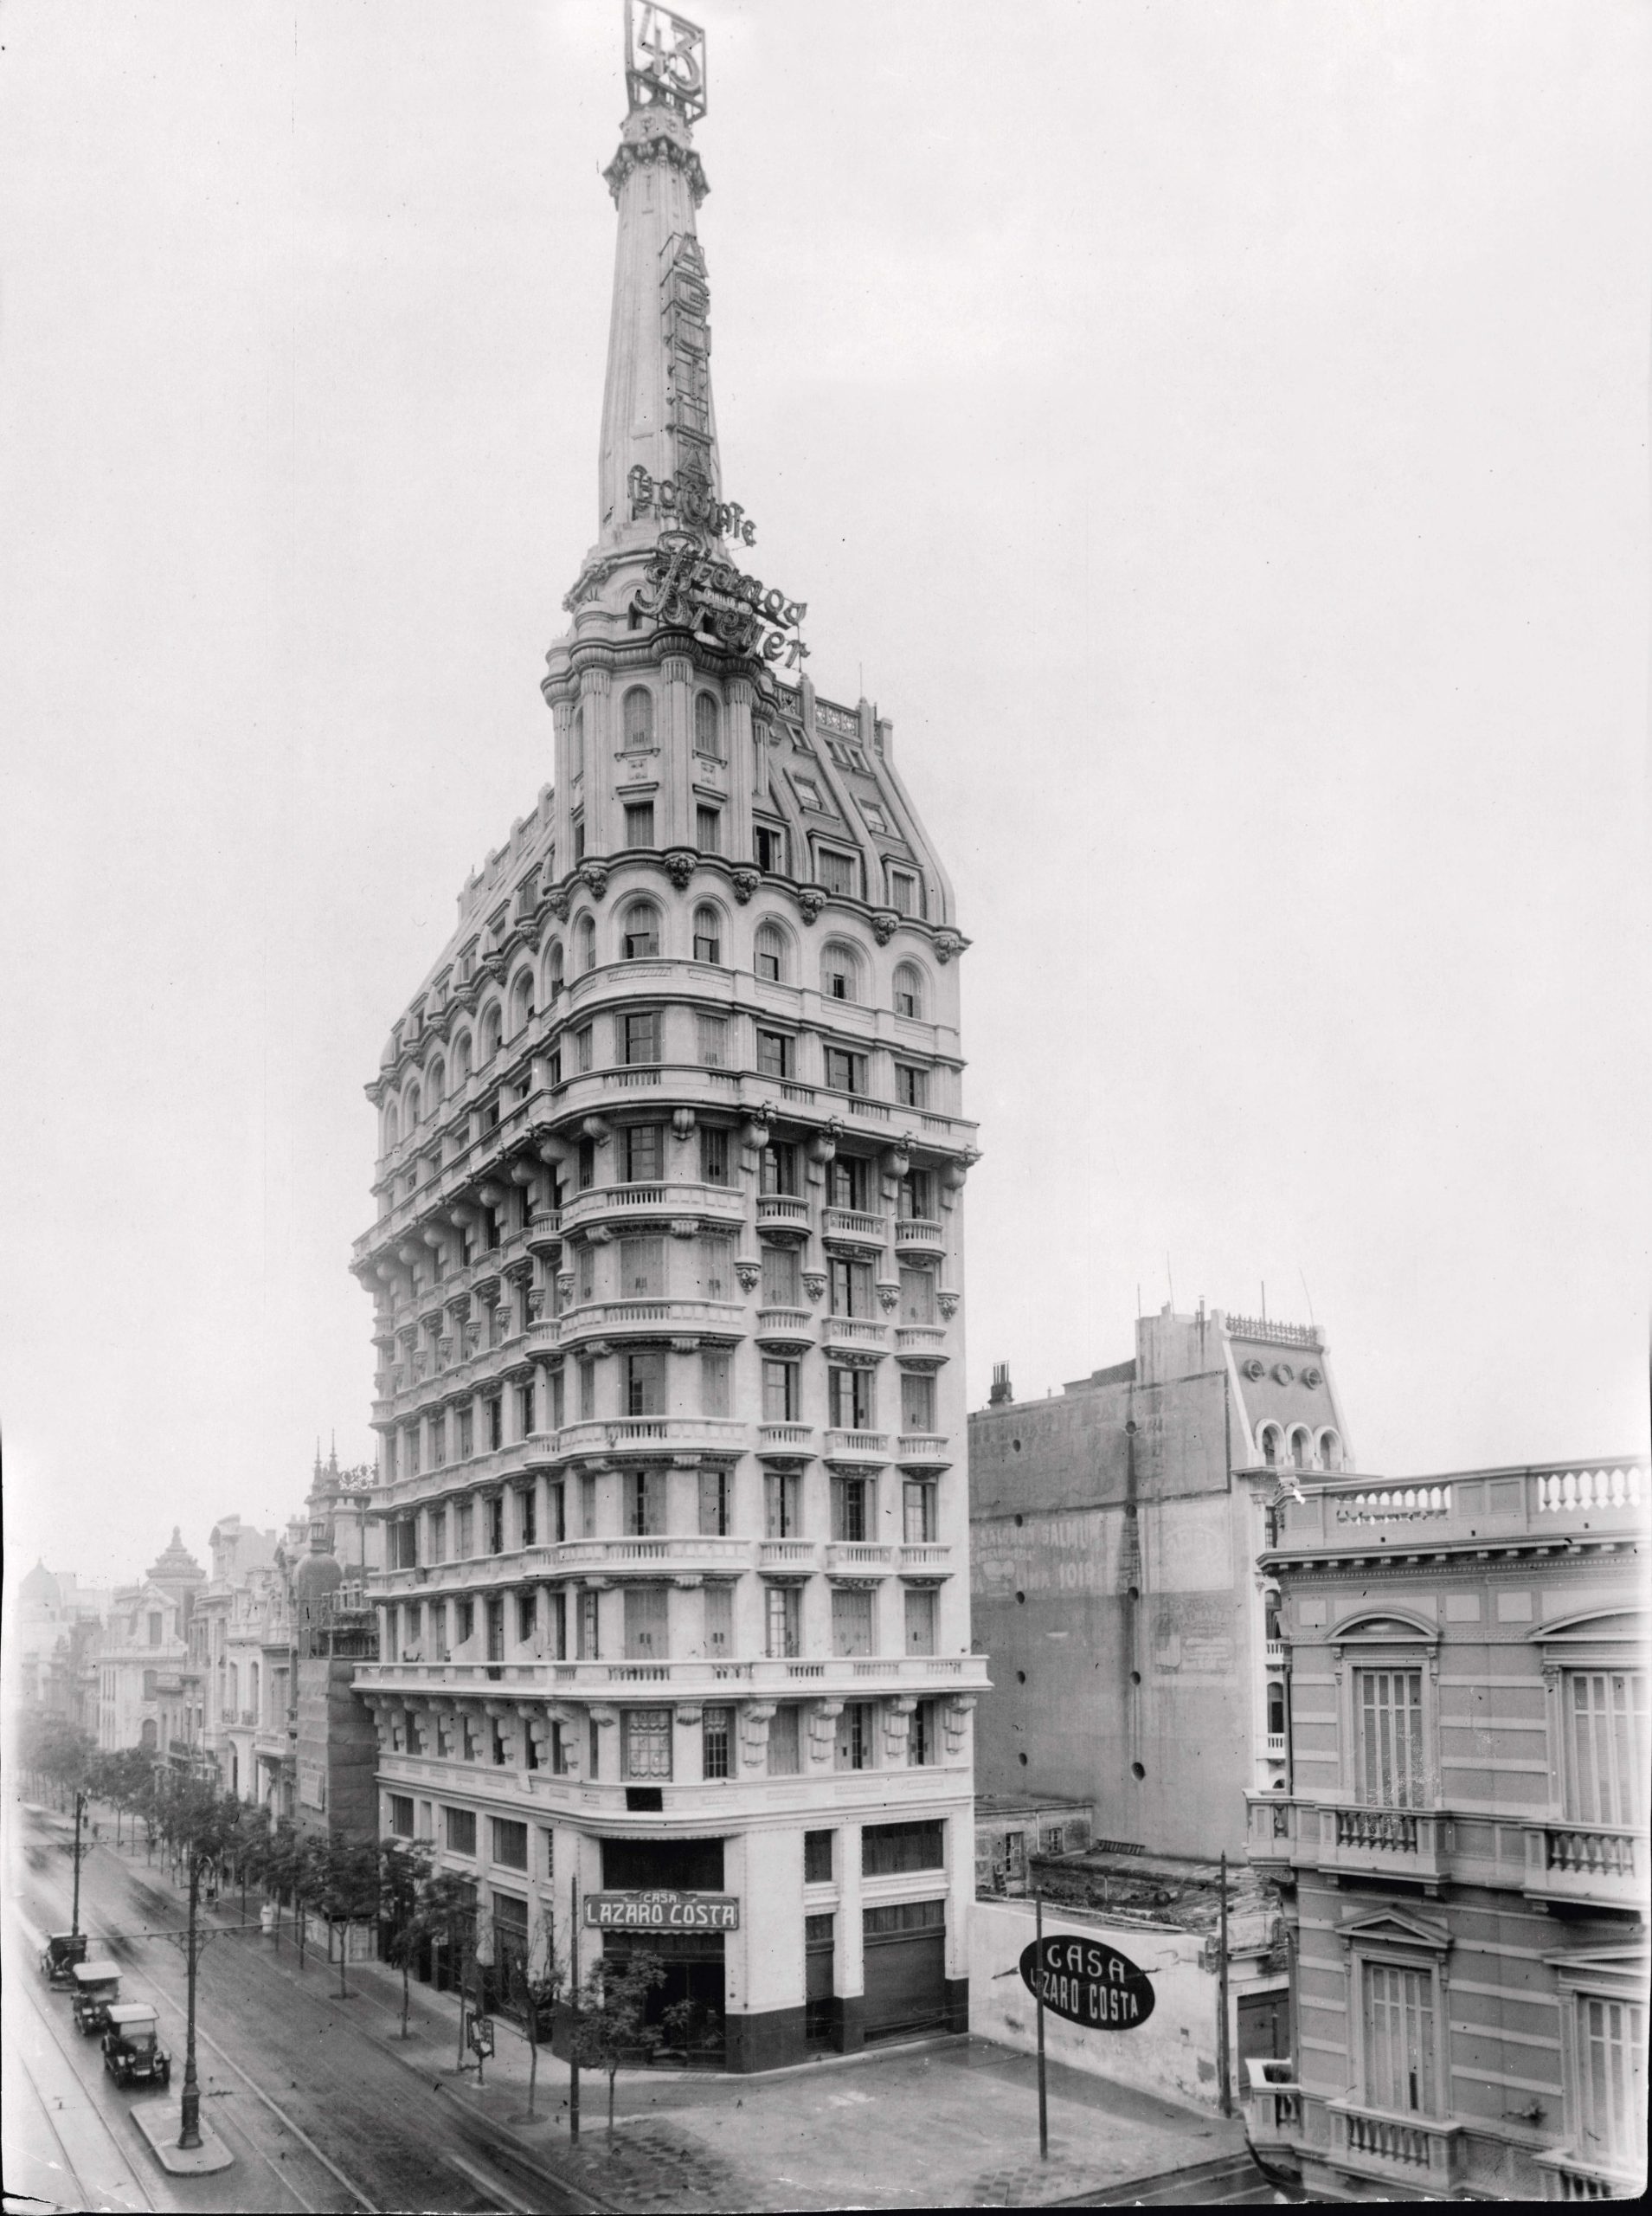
[178,1848,204,2148]
[69,1790,87,1937]
[472,1916,495,2088]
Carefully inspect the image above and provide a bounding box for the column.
[836,1819,865,2050]
[579,667,614,855]
[662,652,693,850]
[726,676,755,860]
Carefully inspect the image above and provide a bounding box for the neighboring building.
[1245,1453,1649,2202]
[292,1447,382,1843]
[969,1304,1353,1860]
[93,1533,204,1755]
[191,1514,292,1811]
[350,15,984,2068]
[975,1794,1094,1897]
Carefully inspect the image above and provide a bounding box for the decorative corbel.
[735,1258,762,1292]
[807,1699,843,1762]
[739,1703,775,1768]
[670,1218,700,1240]
[664,850,697,892]
[877,1280,901,1313]
[934,930,965,963]
[580,862,610,900]
[936,1290,960,1321]
[672,1106,697,1141]
[802,1270,827,1304]
[870,910,899,946]
[795,887,826,925]
[730,866,762,904]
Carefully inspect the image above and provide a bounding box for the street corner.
[129,2099,235,2174]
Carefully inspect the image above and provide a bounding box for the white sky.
[2,1,1648,1588]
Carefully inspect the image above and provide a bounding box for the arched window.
[822,941,862,1003]
[1319,1428,1343,1472]
[1289,1427,1312,1471]
[479,1004,503,1065]
[544,942,564,1001]
[452,1033,472,1085]
[511,970,535,1035]
[405,1083,421,1128]
[620,901,660,960]
[140,1718,157,1751]
[693,692,722,759]
[428,1059,446,1105]
[754,920,790,984]
[382,1100,400,1150]
[1257,1422,1281,1469]
[1267,1686,1287,1737]
[692,904,723,965]
[572,704,585,777]
[576,914,597,974]
[621,686,655,751]
[892,962,926,1021]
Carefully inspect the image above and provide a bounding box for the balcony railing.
[1264,1639,1288,1665]
[1338,1807,1417,1853]
[757,1540,818,1569]
[559,1298,743,1343]
[1270,1456,1649,1553]
[755,1195,809,1232]
[356,1652,990,1697]
[1265,1731,1288,1760]
[823,1430,890,1459]
[826,1543,892,1572]
[897,1433,949,1463]
[756,1423,813,1455]
[1245,1795,1450,1882]
[894,1325,948,1357]
[1524,1820,1647,1910]
[1328,2103,1464,2190]
[893,1217,944,1253]
[821,1317,886,1349]
[554,1536,750,1572]
[1240,2060,1301,2151]
[897,1543,951,1573]
[755,1308,815,1346]
[821,1209,886,1246]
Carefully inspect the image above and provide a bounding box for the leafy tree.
[498,1910,565,2121]
[566,1951,665,2133]
[378,1839,435,2037]
[316,1834,381,1996]
[397,1871,480,2067]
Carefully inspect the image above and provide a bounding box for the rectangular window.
[574,1025,594,1075]
[697,1015,729,1069]
[573,813,585,860]
[486,1495,505,1555]
[828,1155,871,1210]
[901,1372,935,1432]
[699,1125,730,1183]
[817,848,857,898]
[402,1601,423,1658]
[903,1586,937,1657]
[831,1585,874,1657]
[454,1503,473,1559]
[621,1010,660,1066]
[456,1406,473,1459]
[456,1598,475,1646]
[1357,1669,1426,1808]
[834,1703,871,1772]
[619,1233,665,1296]
[626,1350,665,1417]
[761,1241,800,1306]
[832,1475,869,1543]
[485,1594,505,1660]
[624,801,655,848]
[829,1257,873,1317]
[1565,1671,1649,1826]
[888,868,918,917]
[899,1266,935,1325]
[550,1371,566,1432]
[823,1047,867,1095]
[406,1427,421,1478]
[895,1063,928,1109]
[697,1466,730,1536]
[704,1582,733,1654]
[903,1479,938,1543]
[622,1707,672,1781]
[433,1601,450,1662]
[761,1140,800,1196]
[577,1241,596,1302]
[588,1714,601,1777]
[487,1397,504,1451]
[898,1169,935,1219]
[517,1589,537,1645]
[492,1817,529,1870]
[389,1794,415,1838]
[767,1706,801,1776]
[550,1588,568,1660]
[693,1231,732,1301]
[624,1583,668,1659]
[444,1807,477,1857]
[1579,1996,1648,2170]
[517,1377,536,1436]
[430,1411,447,1467]
[701,1349,731,1416]
[517,1486,536,1548]
[909,1699,935,1765]
[703,1706,732,1781]
[762,1359,801,1425]
[625,1124,664,1182]
[579,1588,600,1660]
[828,1365,873,1430]
[627,1467,667,1535]
[695,804,723,854]
[754,823,787,874]
[804,1830,833,1884]
[756,1029,794,1080]
[1363,1962,1437,2117]
[862,1819,944,1876]
[765,1583,800,1659]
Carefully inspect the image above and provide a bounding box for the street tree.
[378,1839,434,2038]
[317,1834,381,1997]
[499,1908,566,2122]
[566,1951,666,2134]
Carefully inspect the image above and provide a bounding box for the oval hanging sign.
[1019,1934,1155,2031]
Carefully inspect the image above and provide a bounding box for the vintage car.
[101,2004,170,2090]
[39,1930,89,1987]
[70,1960,123,2035]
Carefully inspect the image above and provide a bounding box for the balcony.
[823,1430,890,1462]
[757,1540,818,1571]
[756,1423,813,1459]
[1240,2060,1302,2156]
[356,1652,991,1699]
[897,1543,952,1575]
[560,1182,747,1237]
[755,1307,814,1348]
[1264,1639,1287,1666]
[755,1195,809,1235]
[897,1433,950,1466]
[552,1536,750,1577]
[894,1324,948,1364]
[1326,2102,1465,2193]
[558,1298,744,1347]
[826,1543,893,1574]
[821,1208,886,1251]
[1244,1795,1450,1884]
[821,1317,887,1352]
[893,1216,944,1256]
[555,1416,746,1459]
[1265,1732,1288,1760]
[1523,1820,1647,1912]
[1269,1456,1649,1557]
[526,1210,562,1252]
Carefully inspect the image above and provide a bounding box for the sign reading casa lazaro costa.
[584,1890,741,1932]
[1019,1934,1155,2030]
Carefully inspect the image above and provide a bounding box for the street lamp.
[471,1917,495,2088]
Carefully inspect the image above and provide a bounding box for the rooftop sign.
[626,3,707,123]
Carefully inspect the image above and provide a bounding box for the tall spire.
[596,5,717,551]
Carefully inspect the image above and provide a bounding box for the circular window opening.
[1125,1419,1138,1435]
[1016,1670,1027,1685]
[1130,1670,1141,1685]
[1015,1590,1026,1605]
[1013,1513,1024,1527]
[1127,1585,1141,1602]
[1019,1751,1030,1767]
[1012,1439,1022,1453]
[1130,1762,1146,1781]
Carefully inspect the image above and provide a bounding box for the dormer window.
[817,847,858,899]
[794,776,826,811]
[622,686,655,752]
[889,867,920,917]
[754,824,787,875]
[693,692,723,760]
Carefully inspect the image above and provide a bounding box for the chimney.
[988,1362,1012,1407]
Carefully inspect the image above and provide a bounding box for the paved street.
[5,1797,1288,2212]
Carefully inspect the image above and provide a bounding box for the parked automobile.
[70,1961,123,2035]
[39,1931,88,1987]
[101,2004,171,2090]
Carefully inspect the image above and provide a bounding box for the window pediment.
[1531,1607,1646,1648]
[1330,1608,1438,1650]
[1339,1905,1451,1956]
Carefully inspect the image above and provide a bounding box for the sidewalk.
[117,1833,1250,2212]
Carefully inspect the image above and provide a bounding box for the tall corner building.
[350,9,986,2069]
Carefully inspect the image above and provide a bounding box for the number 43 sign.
[627,3,707,123]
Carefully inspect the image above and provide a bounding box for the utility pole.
[569,1872,582,2142]
[179,1852,203,2149]
[69,1790,87,1936]
[1217,1852,1232,2120]
[1034,1892,1048,2161]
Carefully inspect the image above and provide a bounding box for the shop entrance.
[601,1932,727,2063]
[862,1898,947,2040]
